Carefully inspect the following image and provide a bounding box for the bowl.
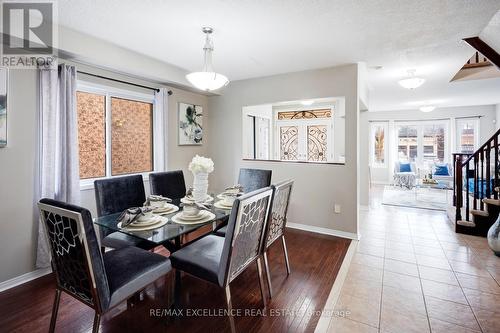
[183,204,200,217]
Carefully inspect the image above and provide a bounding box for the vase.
[192,172,209,202]
[488,215,500,257]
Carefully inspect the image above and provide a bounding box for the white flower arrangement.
[188,155,214,174]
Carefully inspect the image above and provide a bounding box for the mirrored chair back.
[218,187,274,286]
[264,179,294,249]
[38,198,110,311]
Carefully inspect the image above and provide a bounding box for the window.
[422,124,445,163]
[396,125,418,162]
[370,122,388,167]
[456,118,479,154]
[395,121,449,165]
[276,109,333,162]
[76,83,155,182]
[242,98,344,164]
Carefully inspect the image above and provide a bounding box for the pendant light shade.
[186,71,229,91]
[398,69,425,89]
[186,27,229,91]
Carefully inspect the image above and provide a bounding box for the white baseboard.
[0,268,51,293]
[287,222,359,240]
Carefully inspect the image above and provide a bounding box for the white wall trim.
[314,240,358,332]
[0,268,51,293]
[287,222,359,240]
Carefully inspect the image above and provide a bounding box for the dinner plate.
[135,215,160,225]
[118,216,169,231]
[181,195,214,204]
[214,201,233,210]
[177,210,210,221]
[128,216,161,227]
[152,203,179,214]
[171,211,216,225]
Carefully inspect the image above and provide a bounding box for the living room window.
[370,122,388,167]
[395,121,449,165]
[456,118,479,154]
[76,83,156,184]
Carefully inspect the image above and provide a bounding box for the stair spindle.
[455,155,463,222]
[474,157,478,212]
[486,144,491,199]
[480,150,484,210]
[495,137,499,200]
[466,161,470,220]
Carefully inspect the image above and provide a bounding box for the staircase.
[453,128,500,236]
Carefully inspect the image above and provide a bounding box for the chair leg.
[256,257,267,308]
[49,289,61,333]
[92,312,101,333]
[174,268,182,307]
[224,285,236,333]
[281,235,291,275]
[263,252,273,298]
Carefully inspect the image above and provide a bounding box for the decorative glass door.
[307,125,327,162]
[279,125,299,160]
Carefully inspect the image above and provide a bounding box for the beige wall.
[0,69,39,283]
[207,64,360,237]
[0,66,208,283]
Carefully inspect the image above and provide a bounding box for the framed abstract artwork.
[178,102,203,145]
[0,68,7,148]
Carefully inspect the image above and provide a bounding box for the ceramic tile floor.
[326,186,500,333]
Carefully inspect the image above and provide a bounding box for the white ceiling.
[57,0,500,111]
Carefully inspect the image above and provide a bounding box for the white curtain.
[35,64,80,268]
[154,88,169,171]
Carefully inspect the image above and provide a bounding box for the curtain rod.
[77,70,172,95]
[368,115,482,123]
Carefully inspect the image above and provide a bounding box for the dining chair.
[170,187,274,332]
[94,175,156,250]
[238,168,272,193]
[261,179,294,297]
[149,170,187,200]
[213,168,272,236]
[38,198,171,333]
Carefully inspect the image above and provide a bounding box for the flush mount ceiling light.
[186,27,229,92]
[301,100,314,106]
[398,69,425,89]
[419,105,436,112]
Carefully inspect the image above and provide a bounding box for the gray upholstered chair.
[149,170,187,201]
[238,168,272,193]
[170,187,274,332]
[94,175,156,250]
[38,198,171,333]
[261,179,293,297]
[214,168,272,236]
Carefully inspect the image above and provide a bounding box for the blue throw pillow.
[434,164,450,176]
[399,163,412,172]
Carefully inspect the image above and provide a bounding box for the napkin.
[144,194,172,206]
[224,184,244,195]
[117,207,152,227]
[180,201,212,210]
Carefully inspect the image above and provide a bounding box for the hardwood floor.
[0,228,350,333]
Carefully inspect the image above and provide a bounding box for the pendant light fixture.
[186,27,229,91]
[398,69,425,89]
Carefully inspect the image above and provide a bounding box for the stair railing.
[454,127,500,227]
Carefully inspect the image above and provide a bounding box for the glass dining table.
[93,197,231,253]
